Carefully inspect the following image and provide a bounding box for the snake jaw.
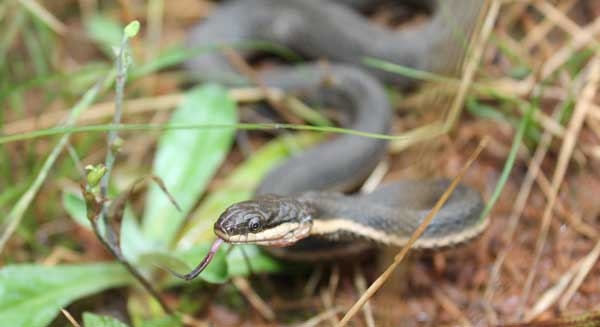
[215,219,313,247]
[266,218,312,247]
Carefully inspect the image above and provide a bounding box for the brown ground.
[3,0,600,326]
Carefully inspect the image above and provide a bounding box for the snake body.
[186,0,487,260]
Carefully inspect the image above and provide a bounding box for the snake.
[175,0,488,279]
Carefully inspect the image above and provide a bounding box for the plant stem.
[94,31,173,315]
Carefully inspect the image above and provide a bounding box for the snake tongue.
[165,238,224,281]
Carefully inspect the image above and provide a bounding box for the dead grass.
[2,0,600,326]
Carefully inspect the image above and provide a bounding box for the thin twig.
[18,0,66,35]
[294,307,344,327]
[540,17,600,79]
[232,277,276,321]
[535,1,600,49]
[100,35,128,199]
[522,0,577,51]
[322,265,341,326]
[353,266,376,327]
[303,265,324,297]
[559,240,600,310]
[523,259,582,322]
[4,88,284,135]
[485,98,563,305]
[223,46,303,124]
[90,25,173,315]
[518,57,600,320]
[60,308,81,327]
[360,159,389,194]
[433,287,473,327]
[390,0,498,152]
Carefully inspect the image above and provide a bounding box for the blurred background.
[1,0,600,326]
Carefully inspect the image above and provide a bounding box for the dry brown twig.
[519,56,600,321]
[18,0,67,35]
[232,276,276,321]
[352,266,376,327]
[223,47,303,124]
[60,308,81,327]
[523,257,583,322]
[294,307,345,327]
[540,16,600,79]
[391,0,498,154]
[3,87,283,135]
[485,99,561,311]
[522,0,577,51]
[433,287,473,327]
[558,239,600,311]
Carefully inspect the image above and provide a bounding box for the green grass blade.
[479,101,535,220]
[0,76,109,253]
[0,121,407,145]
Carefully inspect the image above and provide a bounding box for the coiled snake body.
[185,0,487,262]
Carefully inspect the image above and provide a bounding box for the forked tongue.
[166,238,224,281]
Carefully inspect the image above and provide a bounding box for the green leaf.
[507,65,531,80]
[123,21,140,39]
[142,84,237,247]
[0,263,131,327]
[466,97,508,122]
[83,312,129,327]
[120,208,156,261]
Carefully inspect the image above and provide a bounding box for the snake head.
[214,195,313,247]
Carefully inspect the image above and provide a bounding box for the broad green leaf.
[142,84,237,247]
[0,263,131,327]
[83,312,129,327]
[120,210,156,261]
[177,132,322,248]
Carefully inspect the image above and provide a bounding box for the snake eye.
[248,217,262,233]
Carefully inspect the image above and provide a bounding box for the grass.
[1,0,600,326]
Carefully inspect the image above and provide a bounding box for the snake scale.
[182,0,488,265]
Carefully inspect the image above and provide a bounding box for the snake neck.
[298,181,488,249]
[299,192,416,246]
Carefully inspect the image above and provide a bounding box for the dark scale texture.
[187,0,485,258]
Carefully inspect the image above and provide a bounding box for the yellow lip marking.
[218,222,305,244]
